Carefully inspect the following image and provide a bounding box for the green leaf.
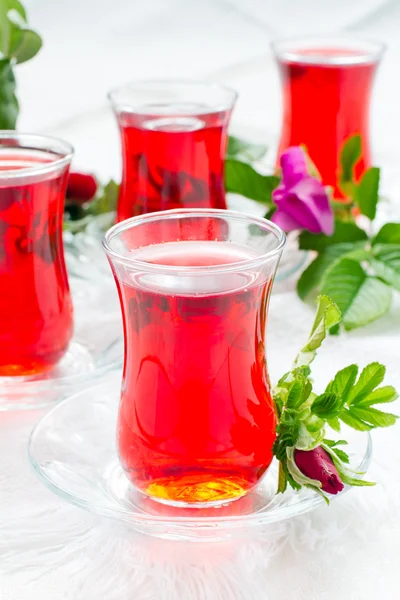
[349,406,397,428]
[294,295,341,367]
[321,259,367,316]
[343,277,392,330]
[371,244,400,291]
[339,134,361,188]
[325,364,359,402]
[340,409,373,431]
[9,27,41,64]
[323,439,348,448]
[373,223,400,245]
[327,417,341,432]
[354,167,380,220]
[6,1,27,22]
[311,392,344,419]
[0,58,17,128]
[357,385,398,407]
[277,462,287,493]
[297,243,366,300]
[299,221,368,252]
[320,259,392,330]
[331,448,350,463]
[227,135,267,162]
[225,159,279,205]
[347,362,386,405]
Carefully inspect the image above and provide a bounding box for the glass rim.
[108,79,238,115]
[271,35,385,65]
[103,209,286,275]
[0,132,74,181]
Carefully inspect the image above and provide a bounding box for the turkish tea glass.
[273,36,384,197]
[0,133,73,376]
[109,81,237,221]
[103,208,286,507]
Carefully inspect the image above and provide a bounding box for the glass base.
[137,474,250,509]
[29,377,372,541]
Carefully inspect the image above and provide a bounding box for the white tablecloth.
[2,1,400,598]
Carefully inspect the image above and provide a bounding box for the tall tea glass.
[104,209,286,507]
[0,133,73,376]
[273,36,384,197]
[109,81,237,221]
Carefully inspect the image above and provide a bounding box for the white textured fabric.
[2,1,400,597]
[1,291,400,599]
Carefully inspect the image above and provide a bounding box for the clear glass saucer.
[29,377,372,542]
[0,242,123,411]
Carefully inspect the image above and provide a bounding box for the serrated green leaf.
[354,167,380,220]
[327,417,341,432]
[331,448,350,464]
[325,364,359,401]
[286,380,305,410]
[225,159,278,205]
[343,277,392,330]
[297,243,363,300]
[311,392,344,419]
[277,462,287,493]
[294,295,341,367]
[339,134,361,187]
[340,409,373,431]
[371,244,400,291]
[321,259,392,330]
[347,362,386,406]
[227,135,267,162]
[323,439,348,447]
[299,221,368,252]
[373,222,400,245]
[349,406,398,428]
[357,385,398,407]
[320,258,366,313]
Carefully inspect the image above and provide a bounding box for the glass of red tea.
[103,209,286,507]
[108,81,237,222]
[272,37,385,197]
[0,133,74,377]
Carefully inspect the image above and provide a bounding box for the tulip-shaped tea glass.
[0,133,73,376]
[104,209,286,507]
[109,81,237,222]
[273,36,384,197]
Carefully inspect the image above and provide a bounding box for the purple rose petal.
[272,147,334,235]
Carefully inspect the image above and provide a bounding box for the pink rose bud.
[67,172,98,204]
[294,446,344,495]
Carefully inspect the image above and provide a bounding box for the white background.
[2,1,400,598]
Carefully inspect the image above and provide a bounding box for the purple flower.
[295,446,344,495]
[272,147,334,235]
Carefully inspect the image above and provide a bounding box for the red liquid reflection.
[116,111,230,221]
[0,152,73,376]
[116,241,276,505]
[277,48,379,197]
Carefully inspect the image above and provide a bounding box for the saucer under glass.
[29,377,372,541]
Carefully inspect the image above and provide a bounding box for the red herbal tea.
[0,137,73,376]
[109,81,236,222]
[104,210,285,506]
[273,38,384,197]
